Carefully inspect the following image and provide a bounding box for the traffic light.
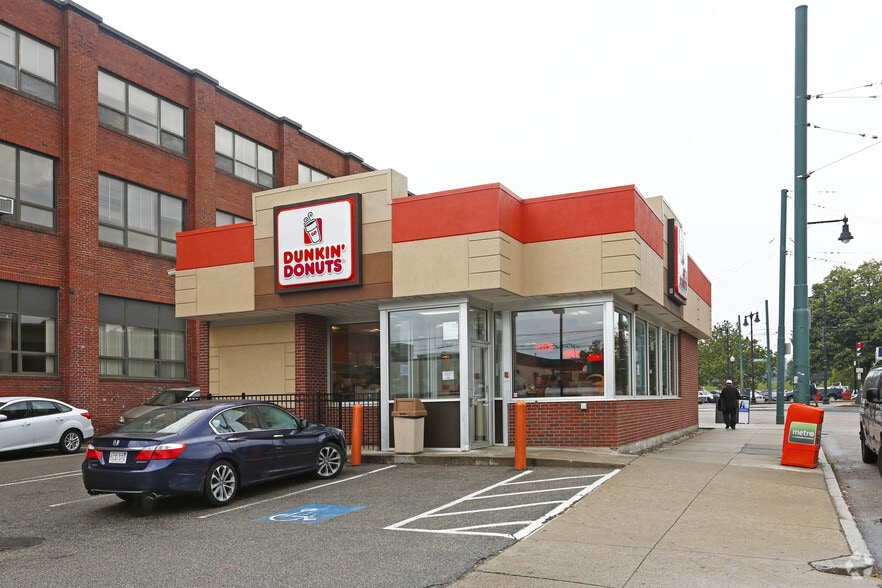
[857,341,864,354]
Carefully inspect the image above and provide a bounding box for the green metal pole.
[765,300,773,407]
[793,5,810,404]
[776,189,787,423]
[738,316,744,395]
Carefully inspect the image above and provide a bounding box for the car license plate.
[109,451,127,464]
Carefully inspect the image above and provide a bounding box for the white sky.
[76,0,882,350]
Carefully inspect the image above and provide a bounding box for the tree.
[809,260,882,390]
[698,320,774,390]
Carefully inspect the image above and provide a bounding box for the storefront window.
[512,305,604,398]
[389,308,459,399]
[614,309,631,395]
[331,322,380,399]
[635,319,647,395]
[648,324,659,395]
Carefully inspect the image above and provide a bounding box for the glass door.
[469,344,491,448]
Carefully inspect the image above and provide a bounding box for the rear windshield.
[145,390,182,406]
[120,407,204,434]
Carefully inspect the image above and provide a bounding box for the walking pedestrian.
[720,379,740,430]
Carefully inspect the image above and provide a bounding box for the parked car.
[117,386,201,428]
[698,391,714,404]
[770,390,794,402]
[706,390,720,402]
[83,400,346,511]
[859,364,882,472]
[0,396,94,454]
[824,386,845,401]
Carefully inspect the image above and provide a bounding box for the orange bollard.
[351,403,363,466]
[514,400,526,470]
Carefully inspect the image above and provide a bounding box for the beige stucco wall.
[209,322,295,395]
[174,263,255,318]
[393,230,658,299]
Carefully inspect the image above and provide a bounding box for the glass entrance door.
[469,344,491,448]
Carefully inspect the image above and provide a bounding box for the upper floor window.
[0,142,55,228]
[216,210,250,226]
[0,24,57,103]
[0,280,57,374]
[98,71,186,154]
[99,174,183,257]
[215,125,274,188]
[98,296,185,379]
[298,163,330,184]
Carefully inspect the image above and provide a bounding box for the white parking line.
[385,468,620,540]
[0,470,81,487]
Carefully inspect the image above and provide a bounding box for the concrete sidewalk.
[365,406,877,586]
[451,410,879,588]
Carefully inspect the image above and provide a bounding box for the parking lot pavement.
[0,453,620,587]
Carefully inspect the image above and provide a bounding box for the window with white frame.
[298,163,330,184]
[216,210,250,226]
[0,23,57,103]
[98,71,185,154]
[0,281,57,374]
[0,141,55,228]
[215,125,275,188]
[512,305,605,398]
[614,309,631,395]
[619,309,679,397]
[99,174,183,257]
[98,296,185,379]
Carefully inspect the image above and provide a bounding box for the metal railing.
[205,390,381,450]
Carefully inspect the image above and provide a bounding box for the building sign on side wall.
[275,194,362,292]
[667,218,688,305]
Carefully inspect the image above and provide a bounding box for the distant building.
[1,0,372,433]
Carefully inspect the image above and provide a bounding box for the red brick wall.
[0,1,371,435]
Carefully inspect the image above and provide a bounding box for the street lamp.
[744,312,761,402]
[807,216,853,244]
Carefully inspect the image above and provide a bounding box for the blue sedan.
[82,400,346,511]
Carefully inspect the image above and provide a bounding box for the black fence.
[204,390,382,450]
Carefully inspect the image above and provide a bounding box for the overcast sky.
[77,0,882,351]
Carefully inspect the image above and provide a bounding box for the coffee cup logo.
[304,211,322,244]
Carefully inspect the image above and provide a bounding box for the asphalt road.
[0,450,616,587]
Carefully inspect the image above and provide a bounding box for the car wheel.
[203,460,238,507]
[314,443,344,479]
[58,429,83,454]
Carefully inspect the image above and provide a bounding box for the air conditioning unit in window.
[0,196,13,216]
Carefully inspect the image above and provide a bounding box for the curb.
[812,448,876,577]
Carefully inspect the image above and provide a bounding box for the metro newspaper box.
[781,403,824,468]
[391,398,427,454]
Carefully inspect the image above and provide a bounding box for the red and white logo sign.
[275,194,361,292]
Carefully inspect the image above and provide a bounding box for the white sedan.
[0,396,94,454]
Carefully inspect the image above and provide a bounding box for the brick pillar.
[294,314,328,394]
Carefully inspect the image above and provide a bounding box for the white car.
[0,396,94,454]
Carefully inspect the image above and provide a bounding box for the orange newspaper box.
[781,403,824,468]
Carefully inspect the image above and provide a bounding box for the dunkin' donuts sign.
[274,194,362,292]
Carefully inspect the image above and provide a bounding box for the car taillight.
[134,443,187,461]
[85,445,102,459]
[81,411,92,420]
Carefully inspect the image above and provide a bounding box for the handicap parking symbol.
[254,504,364,524]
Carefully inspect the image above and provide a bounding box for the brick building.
[0,0,372,433]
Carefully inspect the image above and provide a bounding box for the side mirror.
[300,419,310,429]
[0,414,6,422]
[866,388,880,403]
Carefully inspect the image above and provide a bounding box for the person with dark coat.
[720,379,740,430]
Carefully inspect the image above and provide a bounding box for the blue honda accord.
[82,400,346,510]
